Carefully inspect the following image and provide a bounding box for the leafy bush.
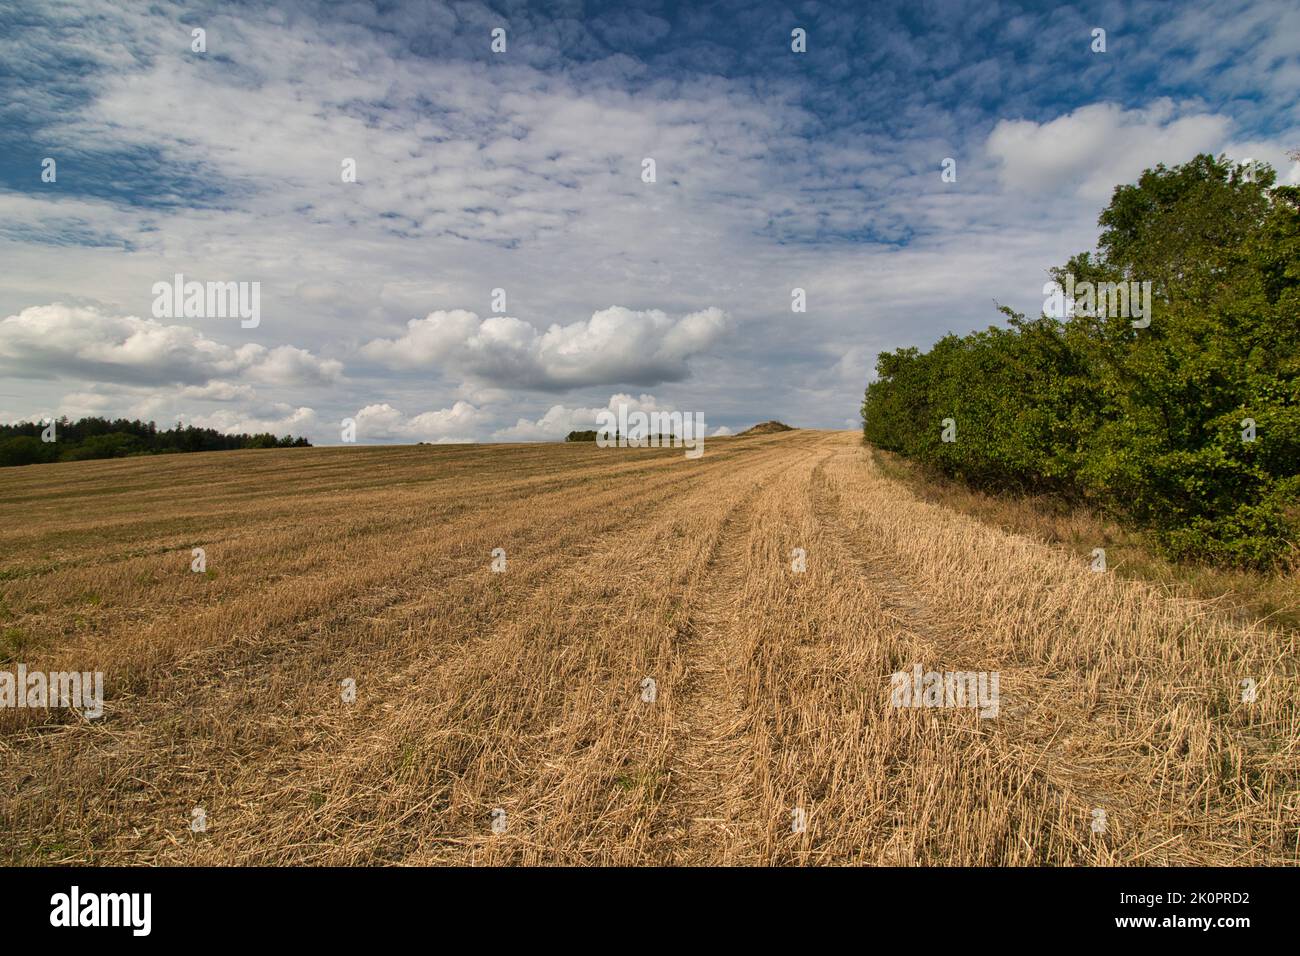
[863,154,1299,567]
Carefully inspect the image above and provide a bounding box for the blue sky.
[1,0,1297,442]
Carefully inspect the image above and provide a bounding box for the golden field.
[0,430,1295,865]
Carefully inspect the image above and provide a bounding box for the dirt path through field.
[655,451,816,863]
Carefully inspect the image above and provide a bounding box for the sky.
[1,0,1297,444]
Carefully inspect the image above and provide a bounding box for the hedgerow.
[862,154,1299,567]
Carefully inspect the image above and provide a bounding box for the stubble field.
[0,430,1295,865]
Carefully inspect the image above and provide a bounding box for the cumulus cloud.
[493,402,606,441]
[240,344,343,387]
[351,401,487,443]
[987,100,1233,199]
[186,404,318,437]
[347,393,699,445]
[0,304,343,387]
[493,393,699,441]
[177,381,257,402]
[362,306,730,390]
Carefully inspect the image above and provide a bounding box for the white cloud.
[349,393,700,445]
[1221,140,1300,185]
[351,401,487,443]
[0,304,343,388]
[494,403,605,441]
[18,381,315,439]
[2,1,1296,442]
[177,381,257,402]
[186,404,317,437]
[362,306,730,389]
[493,392,695,441]
[240,345,344,387]
[987,100,1234,199]
[56,391,118,417]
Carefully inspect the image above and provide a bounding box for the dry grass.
[0,431,1295,865]
[870,446,1300,635]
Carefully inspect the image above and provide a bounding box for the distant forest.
[0,417,311,467]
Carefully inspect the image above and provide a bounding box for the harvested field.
[0,430,1295,865]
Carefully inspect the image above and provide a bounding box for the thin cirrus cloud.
[361,306,730,391]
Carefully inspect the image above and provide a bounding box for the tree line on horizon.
[0,416,311,468]
[565,430,681,443]
[862,153,1299,568]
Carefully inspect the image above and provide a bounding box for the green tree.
[861,154,1300,567]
